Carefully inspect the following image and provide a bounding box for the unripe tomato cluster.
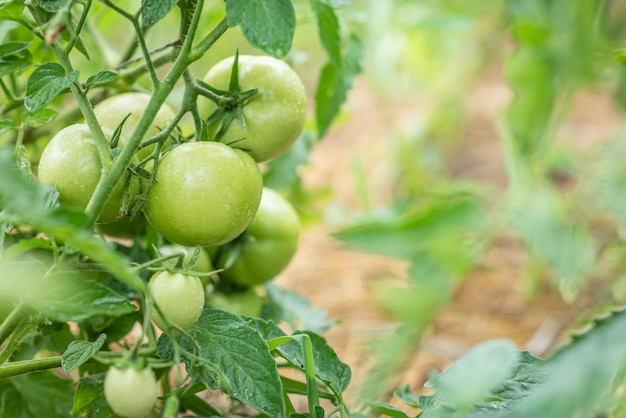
[37,55,304,334]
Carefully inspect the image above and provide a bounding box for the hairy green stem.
[65,0,93,54]
[0,303,27,345]
[0,357,62,379]
[0,314,42,364]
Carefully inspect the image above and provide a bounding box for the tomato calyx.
[195,51,259,143]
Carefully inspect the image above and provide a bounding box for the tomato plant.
[103,366,158,418]
[144,141,263,247]
[148,270,205,331]
[217,187,300,287]
[37,123,140,223]
[198,55,307,162]
[0,0,365,417]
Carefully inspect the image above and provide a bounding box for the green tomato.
[37,124,140,223]
[148,270,205,331]
[205,288,263,317]
[220,188,300,287]
[145,141,263,247]
[93,92,175,160]
[104,366,157,418]
[199,55,306,162]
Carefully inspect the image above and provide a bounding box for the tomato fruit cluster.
[37,54,305,324]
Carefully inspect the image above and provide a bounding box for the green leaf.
[269,330,351,393]
[428,340,518,410]
[416,349,543,417]
[61,334,106,373]
[21,108,58,127]
[505,309,626,418]
[24,63,78,114]
[157,308,286,418]
[314,34,363,137]
[0,261,136,322]
[0,1,26,23]
[0,119,15,135]
[226,0,296,57]
[141,0,177,28]
[38,0,70,12]
[84,71,117,89]
[366,402,410,418]
[11,372,74,418]
[71,374,117,418]
[0,41,32,77]
[310,0,341,65]
[265,282,336,333]
[507,182,596,300]
[263,132,315,190]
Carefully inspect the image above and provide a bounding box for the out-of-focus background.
[265,0,626,410]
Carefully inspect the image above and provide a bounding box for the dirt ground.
[273,69,625,413]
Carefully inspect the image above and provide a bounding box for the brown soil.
[273,69,624,414]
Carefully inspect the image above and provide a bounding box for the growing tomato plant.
[0,1,364,417]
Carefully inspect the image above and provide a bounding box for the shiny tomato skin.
[93,92,175,160]
[144,141,263,247]
[37,124,139,223]
[103,366,157,418]
[148,270,205,331]
[199,55,306,162]
[221,188,300,287]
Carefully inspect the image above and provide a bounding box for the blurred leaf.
[38,0,69,12]
[310,0,341,65]
[334,196,484,280]
[427,340,518,410]
[315,33,363,137]
[0,260,136,322]
[265,282,336,333]
[226,0,295,57]
[24,63,78,114]
[71,374,117,418]
[21,109,58,128]
[506,309,626,418]
[61,334,106,373]
[0,1,26,24]
[9,372,74,418]
[0,119,15,136]
[84,71,117,89]
[263,132,314,190]
[0,41,32,77]
[141,0,177,28]
[507,182,596,300]
[157,308,286,418]
[366,402,410,418]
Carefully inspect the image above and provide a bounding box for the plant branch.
[0,357,62,379]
